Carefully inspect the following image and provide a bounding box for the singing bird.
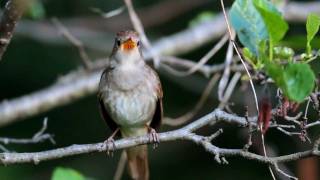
[98,30,163,180]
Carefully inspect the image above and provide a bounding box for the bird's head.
[114,30,140,53]
[111,30,142,64]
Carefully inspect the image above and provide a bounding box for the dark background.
[0,0,319,179]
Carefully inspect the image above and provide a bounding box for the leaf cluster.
[229,0,320,102]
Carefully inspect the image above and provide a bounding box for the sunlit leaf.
[306,13,320,55]
[229,0,268,55]
[282,63,315,102]
[253,0,288,44]
[51,167,85,180]
[25,0,46,19]
[266,63,315,102]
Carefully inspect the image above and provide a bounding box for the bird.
[98,30,163,180]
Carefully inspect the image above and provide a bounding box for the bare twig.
[220,1,259,113]
[51,18,92,69]
[0,145,10,153]
[0,70,101,127]
[218,72,241,109]
[0,109,319,166]
[113,151,127,180]
[0,118,55,145]
[90,6,125,19]
[163,73,220,126]
[304,97,311,119]
[165,34,229,77]
[123,0,160,67]
[243,106,252,151]
[273,163,298,180]
[218,33,235,101]
[160,56,244,77]
[0,0,30,60]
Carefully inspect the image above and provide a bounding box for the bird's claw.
[103,137,116,156]
[148,128,160,149]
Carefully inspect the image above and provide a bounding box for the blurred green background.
[0,0,319,179]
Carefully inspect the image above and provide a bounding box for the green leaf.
[283,63,315,102]
[189,11,215,27]
[306,14,320,55]
[229,0,268,55]
[253,0,288,44]
[51,167,85,180]
[273,46,294,62]
[266,63,315,102]
[25,0,46,19]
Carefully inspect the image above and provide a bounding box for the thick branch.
[0,1,319,127]
[0,109,319,165]
[0,0,29,60]
[0,13,227,127]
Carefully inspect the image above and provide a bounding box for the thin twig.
[273,163,298,180]
[90,6,125,19]
[0,118,55,145]
[304,97,311,119]
[163,74,220,126]
[243,106,252,151]
[113,151,127,180]
[164,34,229,76]
[123,0,160,67]
[51,18,92,69]
[218,72,241,109]
[160,56,244,77]
[218,33,235,100]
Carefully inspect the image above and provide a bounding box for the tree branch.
[0,0,30,60]
[0,109,319,165]
[0,118,55,146]
[0,12,228,127]
[0,1,319,128]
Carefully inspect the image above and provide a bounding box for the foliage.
[25,0,46,19]
[229,0,318,102]
[51,167,86,180]
[306,13,320,55]
[188,11,215,27]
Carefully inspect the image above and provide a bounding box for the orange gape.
[122,38,136,51]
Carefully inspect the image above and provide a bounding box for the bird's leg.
[146,125,160,149]
[103,128,120,156]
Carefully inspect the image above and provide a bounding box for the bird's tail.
[126,145,149,180]
[121,127,149,180]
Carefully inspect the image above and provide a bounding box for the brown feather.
[97,68,120,136]
[98,97,119,132]
[127,145,149,180]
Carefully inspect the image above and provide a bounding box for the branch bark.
[0,0,30,60]
[0,109,319,165]
[0,1,319,127]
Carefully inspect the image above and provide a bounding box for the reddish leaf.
[258,97,272,134]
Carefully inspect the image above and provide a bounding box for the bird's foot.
[148,128,160,149]
[103,137,116,156]
[102,128,119,156]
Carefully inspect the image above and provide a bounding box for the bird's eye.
[116,39,121,46]
[137,41,140,47]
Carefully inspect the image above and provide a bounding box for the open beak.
[121,38,136,51]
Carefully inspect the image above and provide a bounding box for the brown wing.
[97,68,119,133]
[150,98,162,131]
[98,96,119,132]
[149,69,163,131]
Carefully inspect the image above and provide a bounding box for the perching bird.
[98,30,163,180]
